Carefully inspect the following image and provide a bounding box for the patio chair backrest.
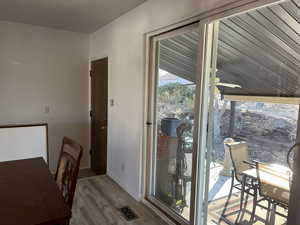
[227,141,251,182]
[287,142,300,170]
[256,162,289,206]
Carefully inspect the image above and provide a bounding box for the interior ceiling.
[159,0,300,98]
[0,0,147,33]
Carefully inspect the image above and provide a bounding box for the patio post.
[220,101,236,177]
[229,101,236,137]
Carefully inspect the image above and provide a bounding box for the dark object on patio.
[287,142,300,170]
[172,122,193,213]
[55,137,83,210]
[161,117,181,137]
[255,162,289,225]
[119,206,138,221]
[219,141,258,225]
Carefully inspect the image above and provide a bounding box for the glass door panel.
[147,26,200,222]
[202,1,300,224]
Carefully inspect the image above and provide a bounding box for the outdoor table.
[240,166,290,224]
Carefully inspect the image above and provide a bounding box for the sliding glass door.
[146,24,200,223]
[146,1,300,225]
[200,1,300,224]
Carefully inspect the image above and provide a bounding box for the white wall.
[0,21,90,171]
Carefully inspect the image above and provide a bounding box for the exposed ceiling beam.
[224,95,300,104]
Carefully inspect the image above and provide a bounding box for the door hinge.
[90,110,93,117]
[90,70,93,77]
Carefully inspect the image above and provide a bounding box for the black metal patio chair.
[219,141,258,225]
[255,162,289,225]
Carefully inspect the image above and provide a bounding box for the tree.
[157,82,195,122]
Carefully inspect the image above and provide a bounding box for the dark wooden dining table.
[0,157,71,225]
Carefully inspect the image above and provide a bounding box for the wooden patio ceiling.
[159,0,300,97]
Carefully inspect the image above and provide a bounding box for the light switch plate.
[110,99,114,106]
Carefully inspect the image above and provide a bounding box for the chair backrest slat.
[55,137,83,208]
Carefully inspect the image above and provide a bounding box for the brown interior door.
[90,58,108,174]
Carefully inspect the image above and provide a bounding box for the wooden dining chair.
[55,137,83,210]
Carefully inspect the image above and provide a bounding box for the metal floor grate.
[119,206,138,221]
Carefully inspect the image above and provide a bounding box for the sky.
[158,69,194,86]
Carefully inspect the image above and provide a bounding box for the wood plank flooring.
[71,175,168,225]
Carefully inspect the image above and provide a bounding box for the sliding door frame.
[144,22,201,225]
[194,21,220,225]
[189,22,216,225]
[142,1,284,225]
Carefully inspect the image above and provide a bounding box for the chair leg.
[265,201,271,225]
[238,191,249,223]
[218,171,235,224]
[235,175,246,224]
[249,186,257,224]
[270,204,276,225]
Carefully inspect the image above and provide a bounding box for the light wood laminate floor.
[71,175,168,225]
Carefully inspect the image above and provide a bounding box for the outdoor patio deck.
[206,164,288,225]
